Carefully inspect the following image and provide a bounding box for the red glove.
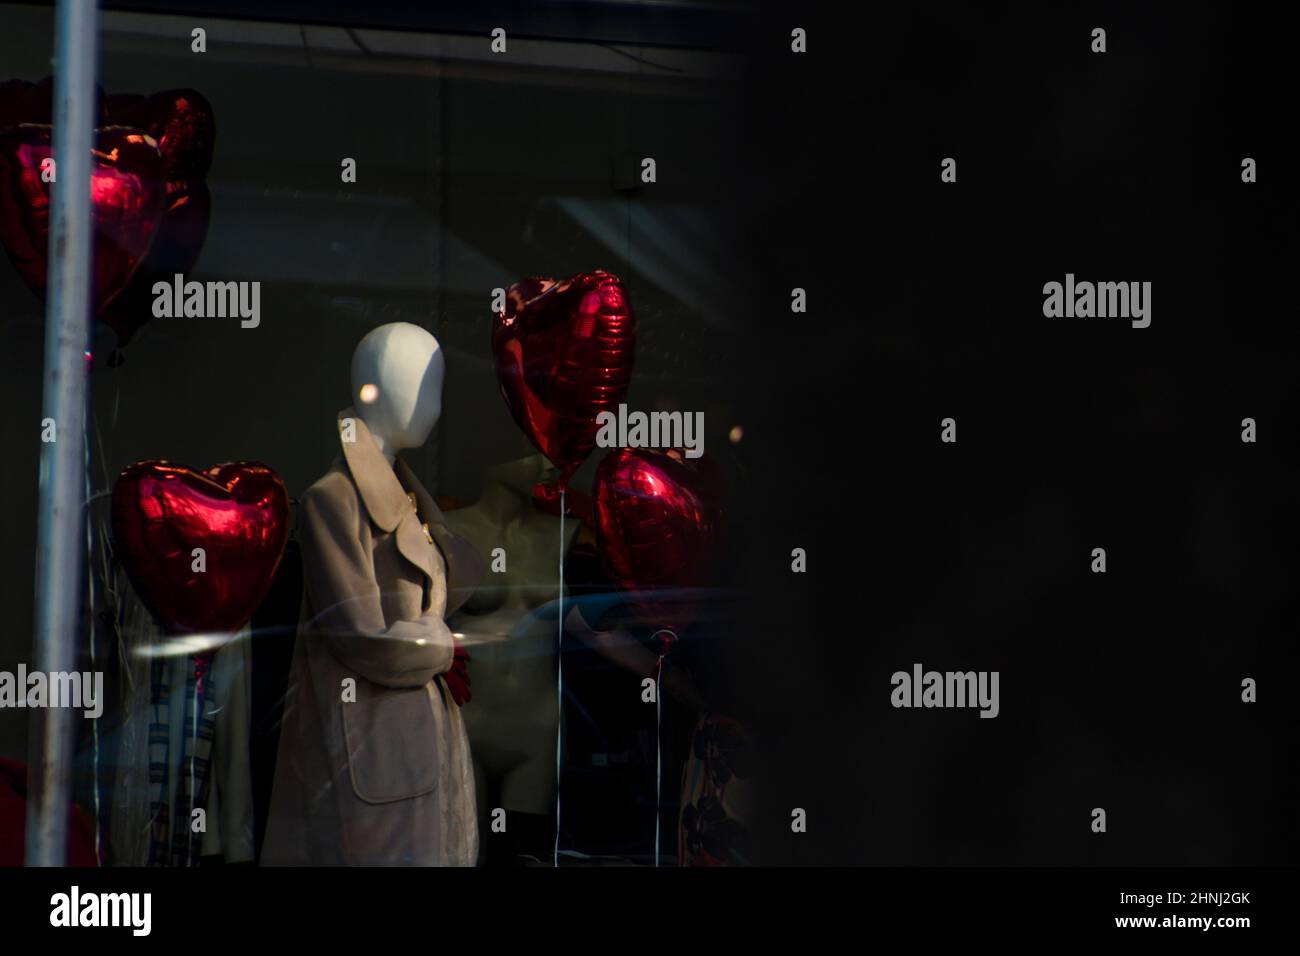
[444,638,472,707]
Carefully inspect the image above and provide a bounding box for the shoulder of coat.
[300,464,362,518]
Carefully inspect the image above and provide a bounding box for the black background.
[739,0,1300,865]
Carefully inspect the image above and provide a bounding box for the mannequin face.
[350,323,445,459]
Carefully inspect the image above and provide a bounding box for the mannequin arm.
[299,486,454,688]
[564,605,705,714]
[564,605,659,676]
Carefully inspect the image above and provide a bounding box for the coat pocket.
[340,682,438,804]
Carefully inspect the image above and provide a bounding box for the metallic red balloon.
[102,179,210,347]
[0,124,166,314]
[493,270,636,484]
[592,448,721,637]
[108,89,215,181]
[99,90,214,349]
[111,461,289,635]
[103,92,146,127]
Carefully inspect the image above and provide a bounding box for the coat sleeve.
[298,482,454,688]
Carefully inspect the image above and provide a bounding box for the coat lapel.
[392,512,440,593]
[395,458,484,616]
[337,408,437,591]
[337,408,483,609]
[337,409,403,529]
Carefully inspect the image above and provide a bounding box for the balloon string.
[647,628,677,867]
[83,414,102,864]
[554,484,565,868]
[86,348,125,864]
[655,652,663,867]
[188,663,198,867]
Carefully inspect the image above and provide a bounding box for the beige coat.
[262,410,484,866]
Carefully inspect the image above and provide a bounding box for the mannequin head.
[350,323,445,461]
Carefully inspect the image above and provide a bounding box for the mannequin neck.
[368,431,398,465]
[357,407,401,465]
[473,455,555,523]
[476,478,530,524]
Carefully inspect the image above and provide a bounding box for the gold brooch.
[407,492,434,543]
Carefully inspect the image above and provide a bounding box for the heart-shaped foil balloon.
[102,179,211,347]
[106,88,215,181]
[592,448,721,641]
[0,123,166,314]
[99,88,215,350]
[111,461,289,635]
[493,270,636,484]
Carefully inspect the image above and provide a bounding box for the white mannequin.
[350,323,445,462]
[263,320,479,866]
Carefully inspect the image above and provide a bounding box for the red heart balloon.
[0,124,167,314]
[101,179,210,348]
[142,89,215,181]
[108,89,215,181]
[592,448,721,641]
[111,461,289,635]
[493,270,636,484]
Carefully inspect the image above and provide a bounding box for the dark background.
[741,0,1300,864]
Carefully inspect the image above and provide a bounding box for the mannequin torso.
[443,454,579,833]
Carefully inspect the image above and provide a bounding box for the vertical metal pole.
[26,0,99,867]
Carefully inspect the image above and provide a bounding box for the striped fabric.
[147,655,218,866]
